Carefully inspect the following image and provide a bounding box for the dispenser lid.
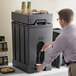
[12,12,52,24]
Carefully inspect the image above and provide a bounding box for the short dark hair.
[58,8,74,23]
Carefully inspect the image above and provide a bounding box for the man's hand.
[40,42,53,52]
[36,64,45,72]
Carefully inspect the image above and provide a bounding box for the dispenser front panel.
[28,25,53,65]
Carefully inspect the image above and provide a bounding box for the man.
[36,8,76,76]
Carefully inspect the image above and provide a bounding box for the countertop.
[0,63,68,76]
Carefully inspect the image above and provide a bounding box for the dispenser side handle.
[35,19,47,26]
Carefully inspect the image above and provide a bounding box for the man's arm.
[42,35,66,66]
[36,35,67,72]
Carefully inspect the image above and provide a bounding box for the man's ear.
[62,19,65,23]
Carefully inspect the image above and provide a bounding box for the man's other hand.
[36,64,45,72]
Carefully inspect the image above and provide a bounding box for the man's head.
[58,8,74,28]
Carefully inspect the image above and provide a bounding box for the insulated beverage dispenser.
[12,12,53,73]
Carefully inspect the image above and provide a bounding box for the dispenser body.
[12,12,53,73]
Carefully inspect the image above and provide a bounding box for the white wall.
[0,0,26,62]
[55,0,76,27]
[0,0,76,62]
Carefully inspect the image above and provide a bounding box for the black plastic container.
[12,12,53,73]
